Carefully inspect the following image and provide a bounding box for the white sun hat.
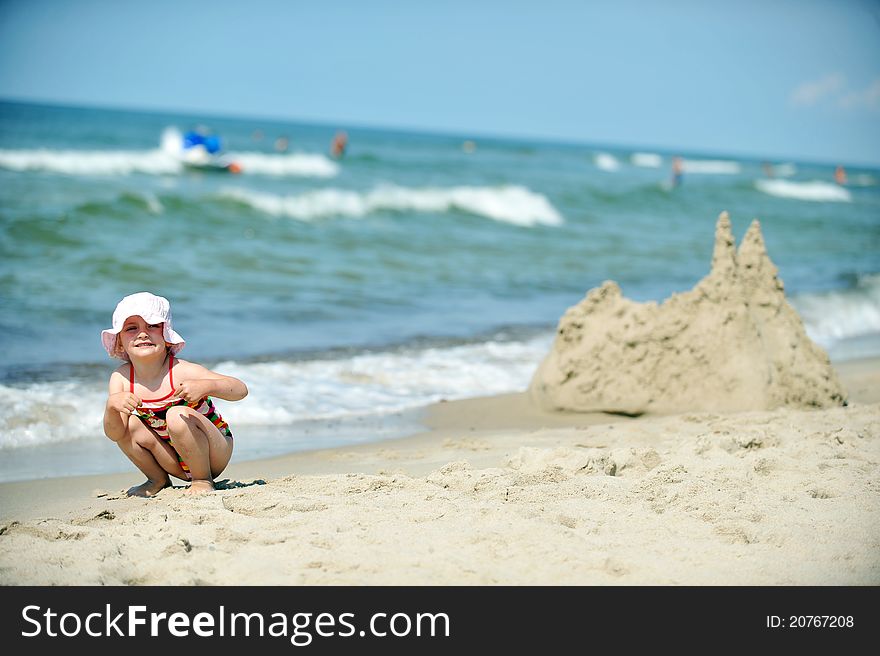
[101,292,185,360]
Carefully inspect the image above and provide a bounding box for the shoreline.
[1,355,878,522]
[1,356,877,584]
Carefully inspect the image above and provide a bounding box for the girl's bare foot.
[126,479,170,497]
[184,479,215,495]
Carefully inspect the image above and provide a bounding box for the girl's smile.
[120,316,166,356]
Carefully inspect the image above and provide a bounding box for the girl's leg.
[116,414,189,497]
[165,406,234,494]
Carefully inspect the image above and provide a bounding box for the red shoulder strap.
[129,354,175,396]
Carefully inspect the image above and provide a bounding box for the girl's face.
[117,315,167,359]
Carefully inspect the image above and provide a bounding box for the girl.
[101,292,248,496]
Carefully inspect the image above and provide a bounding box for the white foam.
[160,126,184,155]
[755,179,852,202]
[221,184,564,226]
[214,334,553,427]
[0,131,339,178]
[594,153,621,171]
[230,151,340,177]
[0,382,106,449]
[0,334,554,450]
[631,152,662,168]
[792,274,880,344]
[0,148,183,176]
[681,159,741,174]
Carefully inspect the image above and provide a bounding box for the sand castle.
[529,212,847,414]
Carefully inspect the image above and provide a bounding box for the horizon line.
[1,94,876,170]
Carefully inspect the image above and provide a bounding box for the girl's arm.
[172,361,249,403]
[103,369,137,442]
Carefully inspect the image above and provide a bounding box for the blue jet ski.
[180,129,242,173]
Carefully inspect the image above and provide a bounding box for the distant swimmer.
[834,165,847,186]
[330,131,348,158]
[762,161,775,178]
[670,156,684,188]
[462,140,476,153]
[275,135,289,153]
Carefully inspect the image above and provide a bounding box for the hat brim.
[101,318,185,360]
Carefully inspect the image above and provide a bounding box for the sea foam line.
[631,153,663,168]
[755,179,852,202]
[594,153,621,171]
[0,148,338,178]
[214,334,553,426]
[0,334,553,450]
[220,184,564,226]
[792,274,880,343]
[681,159,741,174]
[229,152,338,177]
[0,149,182,176]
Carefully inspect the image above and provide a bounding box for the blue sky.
[1,0,879,166]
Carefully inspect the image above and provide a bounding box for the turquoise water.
[1,100,878,481]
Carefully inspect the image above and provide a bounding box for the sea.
[1,100,878,483]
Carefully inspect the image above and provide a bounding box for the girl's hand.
[171,379,213,405]
[108,391,141,415]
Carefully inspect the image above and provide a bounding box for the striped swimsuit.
[131,354,232,479]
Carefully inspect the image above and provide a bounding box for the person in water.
[670,156,684,188]
[330,130,348,158]
[101,292,248,496]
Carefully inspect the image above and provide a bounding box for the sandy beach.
[2,2,879,604]
[0,356,877,586]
